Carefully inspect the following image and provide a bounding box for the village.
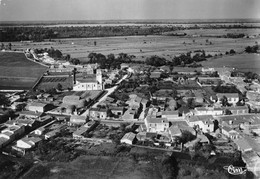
[0,49,260,178]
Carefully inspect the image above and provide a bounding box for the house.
[161,111,179,120]
[223,106,249,115]
[187,115,215,133]
[150,71,161,79]
[122,109,136,121]
[109,107,125,116]
[0,137,9,148]
[73,69,103,91]
[73,126,89,139]
[218,114,260,130]
[144,117,169,133]
[1,124,25,139]
[70,115,87,125]
[221,126,240,139]
[34,127,45,135]
[44,130,59,140]
[18,111,44,119]
[120,132,136,145]
[89,108,107,120]
[28,102,51,113]
[178,106,192,118]
[168,125,182,141]
[193,107,223,116]
[212,93,239,105]
[201,67,216,74]
[16,136,42,149]
[233,138,253,152]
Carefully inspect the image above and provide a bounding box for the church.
[73,69,103,91]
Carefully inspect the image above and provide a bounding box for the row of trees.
[1,24,257,42]
[86,51,210,69]
[245,45,259,53]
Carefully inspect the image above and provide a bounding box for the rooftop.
[146,117,168,123]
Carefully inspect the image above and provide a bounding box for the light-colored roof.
[29,102,47,107]
[146,117,168,124]
[73,126,88,136]
[216,93,239,98]
[162,110,179,116]
[121,132,136,141]
[188,115,214,123]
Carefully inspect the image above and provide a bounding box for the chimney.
[73,68,76,84]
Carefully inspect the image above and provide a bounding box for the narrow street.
[81,74,129,116]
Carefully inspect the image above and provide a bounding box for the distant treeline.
[86,51,209,69]
[0,24,259,42]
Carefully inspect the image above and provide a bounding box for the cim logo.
[223,165,247,175]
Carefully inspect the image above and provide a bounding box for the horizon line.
[1,17,260,23]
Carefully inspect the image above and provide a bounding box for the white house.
[187,115,215,133]
[28,102,49,113]
[144,117,169,133]
[193,107,223,116]
[221,126,240,139]
[213,93,239,105]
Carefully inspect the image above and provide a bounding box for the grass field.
[23,156,162,179]
[0,52,47,90]
[200,53,260,74]
[10,28,260,62]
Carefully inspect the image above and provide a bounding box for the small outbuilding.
[120,132,136,145]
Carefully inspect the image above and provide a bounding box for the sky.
[0,0,260,21]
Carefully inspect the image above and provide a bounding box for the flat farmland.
[0,52,47,90]
[10,28,260,62]
[200,53,260,74]
[23,156,162,179]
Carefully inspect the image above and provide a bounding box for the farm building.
[16,136,42,149]
[120,132,136,145]
[72,126,89,139]
[28,102,51,113]
[70,115,87,125]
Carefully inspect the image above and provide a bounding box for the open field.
[22,156,162,179]
[175,28,260,37]
[35,76,73,91]
[0,52,47,90]
[200,53,260,74]
[10,28,260,62]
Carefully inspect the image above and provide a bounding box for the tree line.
[0,24,258,42]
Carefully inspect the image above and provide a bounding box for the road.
[81,74,129,116]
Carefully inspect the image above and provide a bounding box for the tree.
[220,95,229,107]
[57,83,63,91]
[8,43,12,50]
[1,43,4,50]
[179,131,196,144]
[0,94,10,107]
[161,154,178,179]
[187,98,195,109]
[230,49,236,54]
